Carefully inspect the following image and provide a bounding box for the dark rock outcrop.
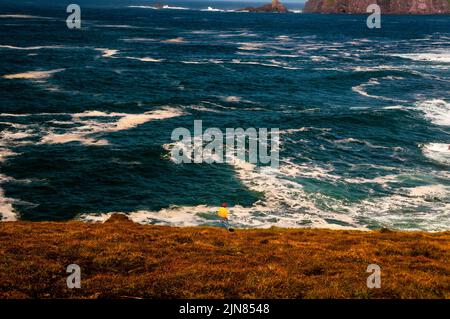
[106,213,133,223]
[240,0,290,13]
[303,0,450,14]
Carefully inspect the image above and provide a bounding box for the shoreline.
[1,215,448,299]
[5,213,449,233]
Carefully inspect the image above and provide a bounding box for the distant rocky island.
[239,0,290,13]
[304,0,450,14]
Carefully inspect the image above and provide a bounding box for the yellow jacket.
[218,207,229,219]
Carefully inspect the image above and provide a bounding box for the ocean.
[0,1,449,231]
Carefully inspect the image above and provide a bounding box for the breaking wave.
[417,99,450,126]
[1,68,65,80]
[422,143,450,166]
[392,52,450,63]
[129,5,189,10]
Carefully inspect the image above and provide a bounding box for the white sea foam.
[0,187,17,221]
[343,174,400,186]
[217,32,258,38]
[130,5,189,10]
[408,184,448,197]
[120,37,157,43]
[181,61,204,64]
[222,96,242,103]
[126,56,164,62]
[95,48,119,58]
[40,107,185,146]
[1,108,184,147]
[0,172,21,221]
[350,192,450,231]
[1,68,64,80]
[351,65,404,72]
[188,105,224,113]
[416,99,450,126]
[422,143,450,165]
[392,53,450,63]
[382,105,408,110]
[0,14,50,19]
[78,205,359,230]
[275,35,290,41]
[0,130,34,141]
[0,45,65,50]
[128,5,159,9]
[0,112,67,117]
[237,51,300,58]
[352,77,407,103]
[334,138,388,149]
[237,42,264,51]
[40,134,109,146]
[0,148,18,162]
[188,30,216,35]
[162,37,186,43]
[310,56,329,62]
[160,5,189,10]
[230,59,301,70]
[201,7,225,12]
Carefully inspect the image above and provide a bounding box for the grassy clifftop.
[0,215,449,299]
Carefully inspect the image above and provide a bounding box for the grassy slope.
[0,215,449,299]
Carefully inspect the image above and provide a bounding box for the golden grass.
[0,215,449,299]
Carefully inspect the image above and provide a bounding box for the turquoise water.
[0,2,449,230]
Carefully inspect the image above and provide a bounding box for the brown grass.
[0,215,449,299]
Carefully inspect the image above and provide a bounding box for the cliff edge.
[0,216,449,298]
[303,0,450,14]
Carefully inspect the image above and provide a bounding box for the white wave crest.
[201,7,225,12]
[1,68,65,80]
[310,56,329,62]
[422,143,450,166]
[392,52,450,63]
[350,192,450,232]
[0,14,50,19]
[120,37,156,43]
[126,56,164,63]
[162,37,186,43]
[0,45,66,50]
[237,42,264,51]
[0,108,185,147]
[41,107,185,146]
[128,5,159,9]
[95,48,119,58]
[416,99,450,126]
[0,148,18,162]
[352,77,407,103]
[408,184,448,197]
[161,5,189,10]
[0,188,17,221]
[129,5,189,10]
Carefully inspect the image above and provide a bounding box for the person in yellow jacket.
[218,203,234,231]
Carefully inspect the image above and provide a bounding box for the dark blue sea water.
[0,1,449,230]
